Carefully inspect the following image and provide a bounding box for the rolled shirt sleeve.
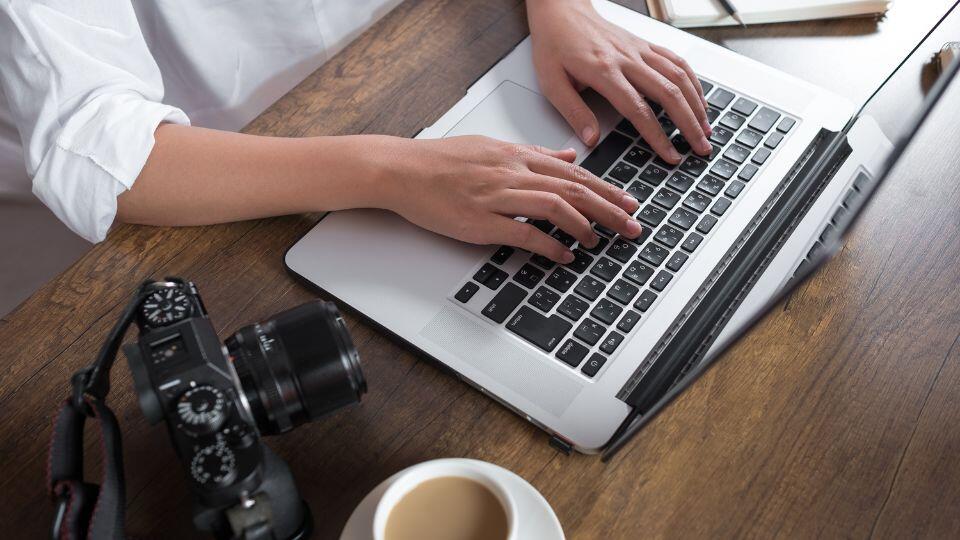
[0,1,189,242]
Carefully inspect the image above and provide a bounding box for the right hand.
[383,135,644,263]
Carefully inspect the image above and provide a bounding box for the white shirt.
[0,0,401,243]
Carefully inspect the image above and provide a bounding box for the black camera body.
[122,279,366,539]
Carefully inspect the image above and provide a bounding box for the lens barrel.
[226,301,366,435]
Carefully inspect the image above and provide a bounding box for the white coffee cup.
[372,459,518,540]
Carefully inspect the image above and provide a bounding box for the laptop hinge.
[618,127,853,410]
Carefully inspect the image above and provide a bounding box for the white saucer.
[340,458,564,540]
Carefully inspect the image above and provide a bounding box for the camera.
[122,278,366,539]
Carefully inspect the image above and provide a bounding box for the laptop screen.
[602,57,960,461]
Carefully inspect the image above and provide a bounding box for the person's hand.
[383,136,643,263]
[527,0,711,164]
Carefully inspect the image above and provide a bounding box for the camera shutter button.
[176,385,227,436]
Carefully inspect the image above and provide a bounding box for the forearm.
[117,124,402,226]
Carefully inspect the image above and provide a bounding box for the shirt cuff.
[31,92,190,243]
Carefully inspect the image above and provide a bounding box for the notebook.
[646,0,891,28]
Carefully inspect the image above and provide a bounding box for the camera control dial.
[177,386,227,436]
[141,288,191,327]
[189,442,237,487]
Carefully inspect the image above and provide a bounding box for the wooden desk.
[2,1,959,538]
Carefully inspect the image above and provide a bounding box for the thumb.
[539,67,600,146]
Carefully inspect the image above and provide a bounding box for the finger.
[491,216,574,263]
[625,62,710,157]
[494,190,598,248]
[649,44,708,110]
[587,71,681,164]
[536,66,601,145]
[521,144,577,163]
[518,173,644,240]
[643,50,710,137]
[524,151,640,214]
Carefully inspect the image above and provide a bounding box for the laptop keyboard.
[452,79,796,380]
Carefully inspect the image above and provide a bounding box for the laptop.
[286,0,897,453]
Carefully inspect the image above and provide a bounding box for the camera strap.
[48,284,153,540]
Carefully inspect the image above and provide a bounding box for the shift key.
[482,283,527,323]
[507,306,573,352]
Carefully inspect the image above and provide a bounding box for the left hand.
[527,0,712,165]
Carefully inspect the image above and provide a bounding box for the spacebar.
[506,306,572,353]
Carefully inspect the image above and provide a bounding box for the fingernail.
[625,219,643,238]
[669,149,683,163]
[699,137,712,154]
[622,194,640,211]
[584,234,600,249]
[581,126,596,144]
[702,121,713,135]
[561,251,575,263]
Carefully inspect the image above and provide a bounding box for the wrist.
[349,135,416,214]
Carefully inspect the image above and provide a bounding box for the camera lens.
[225,301,366,435]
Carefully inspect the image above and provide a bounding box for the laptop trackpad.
[445,80,575,149]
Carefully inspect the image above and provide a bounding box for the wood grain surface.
[2,1,959,538]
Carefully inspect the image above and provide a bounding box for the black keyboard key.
[697,214,719,234]
[531,219,554,233]
[634,290,657,312]
[752,147,771,165]
[625,181,654,203]
[654,224,683,248]
[580,131,632,177]
[679,157,708,177]
[507,306,571,352]
[699,79,714,96]
[455,282,479,303]
[659,116,676,135]
[609,162,638,183]
[736,130,762,149]
[710,159,738,180]
[624,261,654,285]
[616,118,639,137]
[551,229,576,247]
[604,177,624,189]
[666,171,696,193]
[764,132,784,149]
[706,107,722,124]
[609,279,639,305]
[777,117,796,133]
[486,268,508,289]
[482,282,527,323]
[723,144,750,164]
[530,254,555,270]
[748,107,781,133]
[567,249,594,274]
[529,286,560,312]
[669,208,699,231]
[724,180,746,199]
[557,295,589,321]
[474,263,496,284]
[697,175,724,196]
[594,223,616,237]
[583,236,609,256]
[557,339,589,367]
[739,164,759,181]
[639,243,669,266]
[546,267,576,292]
[637,204,668,228]
[574,276,605,301]
[666,251,688,272]
[639,164,669,186]
[600,331,625,354]
[711,197,732,216]
[574,319,605,346]
[671,134,692,155]
[652,188,682,209]
[617,310,641,333]
[709,126,735,146]
[606,238,638,263]
[624,146,652,167]
[590,257,622,282]
[581,353,608,377]
[719,112,745,130]
[732,98,758,116]
[707,87,735,109]
[683,192,711,213]
[650,270,673,292]
[591,298,623,324]
[681,232,704,252]
[514,263,545,288]
[491,246,514,265]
